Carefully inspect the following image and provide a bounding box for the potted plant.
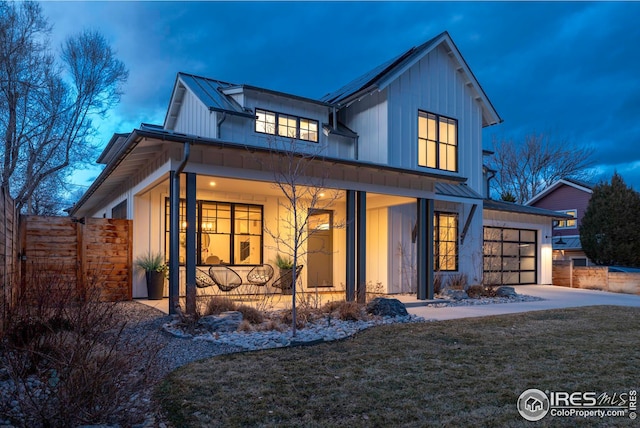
[135,252,168,300]
[274,254,295,295]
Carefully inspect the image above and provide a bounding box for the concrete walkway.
[406,285,640,321]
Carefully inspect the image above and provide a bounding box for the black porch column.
[346,190,356,301]
[185,172,197,315]
[169,171,180,314]
[356,191,367,303]
[417,198,434,300]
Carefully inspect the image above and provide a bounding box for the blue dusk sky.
[40,1,640,192]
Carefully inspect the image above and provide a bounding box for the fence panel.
[0,189,17,330]
[20,216,132,301]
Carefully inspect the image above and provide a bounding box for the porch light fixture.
[209,181,216,187]
[555,237,566,246]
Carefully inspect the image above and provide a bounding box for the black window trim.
[255,107,319,143]
[417,109,459,172]
[165,198,264,266]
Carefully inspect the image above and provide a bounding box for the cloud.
[39,1,640,190]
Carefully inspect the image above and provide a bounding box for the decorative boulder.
[366,297,408,317]
[198,311,243,333]
[496,286,517,298]
[442,289,469,300]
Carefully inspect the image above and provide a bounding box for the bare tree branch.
[489,132,594,204]
[0,2,128,213]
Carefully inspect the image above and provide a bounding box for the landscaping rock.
[198,311,243,333]
[496,286,517,298]
[442,289,469,300]
[366,297,408,317]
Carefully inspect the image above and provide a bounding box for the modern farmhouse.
[69,31,564,308]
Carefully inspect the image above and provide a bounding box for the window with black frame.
[434,212,458,271]
[164,199,263,265]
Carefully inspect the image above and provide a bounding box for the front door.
[307,210,333,287]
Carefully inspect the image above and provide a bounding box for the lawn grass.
[155,306,640,427]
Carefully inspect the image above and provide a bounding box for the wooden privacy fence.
[0,188,17,329]
[19,216,133,301]
[553,260,640,294]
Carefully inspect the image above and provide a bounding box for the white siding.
[341,89,388,164]
[173,89,217,138]
[385,44,485,193]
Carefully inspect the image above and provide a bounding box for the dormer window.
[418,110,457,172]
[255,108,318,143]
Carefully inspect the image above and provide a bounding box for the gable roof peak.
[320,31,501,127]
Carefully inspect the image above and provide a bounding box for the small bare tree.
[262,137,341,336]
[489,132,594,204]
[0,2,128,213]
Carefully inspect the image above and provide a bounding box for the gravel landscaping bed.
[1,293,543,427]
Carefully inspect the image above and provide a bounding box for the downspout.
[332,106,337,131]
[216,111,227,139]
[486,170,496,199]
[169,142,191,314]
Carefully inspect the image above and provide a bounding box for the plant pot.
[279,268,294,295]
[146,271,165,300]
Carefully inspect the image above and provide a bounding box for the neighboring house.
[526,178,594,266]
[69,31,564,306]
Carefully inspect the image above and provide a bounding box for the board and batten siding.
[341,89,389,164]
[172,89,218,138]
[386,44,485,193]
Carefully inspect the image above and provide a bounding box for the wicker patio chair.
[246,264,274,286]
[208,265,243,292]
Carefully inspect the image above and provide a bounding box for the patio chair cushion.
[195,268,216,288]
[247,264,274,285]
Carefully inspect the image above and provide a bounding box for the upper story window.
[255,108,318,142]
[555,209,577,229]
[418,111,457,172]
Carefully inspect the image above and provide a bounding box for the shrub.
[236,305,264,324]
[322,300,365,321]
[446,273,468,290]
[0,263,160,427]
[201,296,237,316]
[434,274,444,295]
[466,285,484,299]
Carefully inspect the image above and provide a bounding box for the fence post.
[570,259,573,288]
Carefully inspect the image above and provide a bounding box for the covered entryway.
[483,226,537,285]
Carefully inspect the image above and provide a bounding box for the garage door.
[484,227,537,285]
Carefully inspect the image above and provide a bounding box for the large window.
[434,212,458,271]
[255,108,318,142]
[555,209,577,229]
[165,199,263,265]
[418,111,457,172]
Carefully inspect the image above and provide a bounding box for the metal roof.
[320,49,414,104]
[483,198,573,219]
[178,73,253,116]
[435,183,483,200]
[319,31,502,127]
[553,236,581,250]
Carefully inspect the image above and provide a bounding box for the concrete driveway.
[406,285,640,321]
